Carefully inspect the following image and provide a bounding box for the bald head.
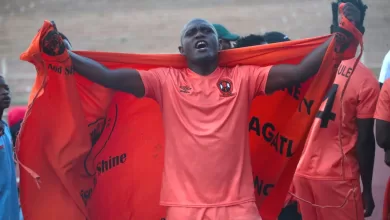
[180,18,218,45]
[178,18,220,69]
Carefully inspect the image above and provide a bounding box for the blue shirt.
[0,122,20,220]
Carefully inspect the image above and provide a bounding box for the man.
[263,31,290,44]
[379,50,390,88]
[52,4,360,219]
[235,34,267,48]
[0,75,21,220]
[374,78,390,220]
[292,0,377,219]
[212,23,240,50]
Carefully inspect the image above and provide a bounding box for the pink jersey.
[296,58,379,180]
[139,65,271,207]
[374,78,390,122]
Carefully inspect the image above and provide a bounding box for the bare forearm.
[68,51,112,87]
[266,38,332,93]
[68,50,145,96]
[295,38,332,82]
[356,135,375,192]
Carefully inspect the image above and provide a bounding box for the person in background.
[212,23,240,50]
[263,31,290,44]
[8,106,27,145]
[379,50,390,88]
[0,75,21,220]
[292,0,377,219]
[235,34,267,48]
[374,78,390,220]
[7,106,27,214]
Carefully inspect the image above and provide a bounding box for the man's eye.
[202,28,212,33]
[186,29,196,36]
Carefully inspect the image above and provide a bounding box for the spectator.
[263,31,290,44]
[0,75,21,220]
[379,50,390,88]
[212,23,240,50]
[235,34,267,48]
[8,106,27,145]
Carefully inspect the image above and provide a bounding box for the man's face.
[220,39,232,50]
[179,19,220,63]
[0,77,11,109]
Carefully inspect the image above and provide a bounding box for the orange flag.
[17,19,360,220]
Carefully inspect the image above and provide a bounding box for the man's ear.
[218,39,223,51]
[178,46,185,55]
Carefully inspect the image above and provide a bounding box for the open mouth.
[195,40,208,49]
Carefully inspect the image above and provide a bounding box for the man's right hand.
[55,20,145,97]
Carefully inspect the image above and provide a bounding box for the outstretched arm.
[265,2,360,94]
[265,39,331,94]
[68,51,145,97]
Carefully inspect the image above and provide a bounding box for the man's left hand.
[362,190,375,217]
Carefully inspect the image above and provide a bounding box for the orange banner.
[18,20,353,220]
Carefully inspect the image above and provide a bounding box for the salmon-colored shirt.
[139,65,271,207]
[374,79,390,122]
[296,58,379,180]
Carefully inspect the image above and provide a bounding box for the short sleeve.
[138,68,168,103]
[374,79,390,122]
[239,65,272,98]
[356,78,380,119]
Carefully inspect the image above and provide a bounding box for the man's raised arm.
[265,2,360,94]
[68,51,145,97]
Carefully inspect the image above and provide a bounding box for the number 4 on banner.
[316,84,339,128]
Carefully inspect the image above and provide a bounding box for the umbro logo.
[179,85,192,93]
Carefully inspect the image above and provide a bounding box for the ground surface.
[1,0,389,219]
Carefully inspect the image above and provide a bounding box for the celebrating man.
[48,3,361,219]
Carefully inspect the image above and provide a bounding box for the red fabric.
[8,106,27,127]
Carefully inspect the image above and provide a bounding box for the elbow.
[293,65,308,85]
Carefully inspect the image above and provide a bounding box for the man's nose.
[194,29,205,39]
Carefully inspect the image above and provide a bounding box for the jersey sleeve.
[356,78,380,119]
[239,65,272,99]
[138,68,168,103]
[374,79,390,122]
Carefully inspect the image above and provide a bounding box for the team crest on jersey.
[217,78,234,96]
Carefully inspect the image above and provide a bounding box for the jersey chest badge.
[217,78,234,97]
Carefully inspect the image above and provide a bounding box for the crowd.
[1,0,389,219]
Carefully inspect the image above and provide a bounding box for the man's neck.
[0,109,4,120]
[187,60,218,76]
